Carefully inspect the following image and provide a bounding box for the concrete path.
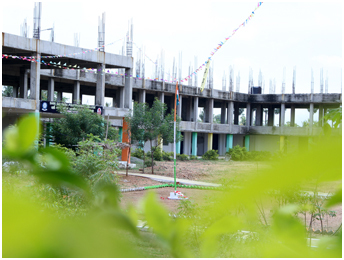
[117,171,221,187]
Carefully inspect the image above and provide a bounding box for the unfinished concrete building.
[2,30,342,156]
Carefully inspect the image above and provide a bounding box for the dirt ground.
[118,160,342,232]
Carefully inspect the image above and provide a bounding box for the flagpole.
[173,81,178,194]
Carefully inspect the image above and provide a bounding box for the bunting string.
[2,2,263,85]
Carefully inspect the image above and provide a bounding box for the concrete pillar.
[176,131,181,154]
[205,99,214,123]
[47,78,55,101]
[192,132,197,156]
[221,102,226,124]
[73,81,80,104]
[158,92,164,104]
[121,118,130,163]
[19,69,29,99]
[268,106,274,126]
[124,68,133,109]
[255,105,263,126]
[186,97,193,121]
[194,97,199,122]
[218,134,226,155]
[246,103,251,126]
[309,103,314,133]
[118,88,125,108]
[12,85,18,98]
[318,105,324,127]
[227,101,234,126]
[244,135,250,151]
[177,95,182,118]
[290,105,296,127]
[139,89,146,103]
[118,127,123,142]
[30,52,41,103]
[184,132,192,155]
[280,103,285,128]
[207,133,213,151]
[96,63,105,106]
[226,134,233,152]
[56,92,63,102]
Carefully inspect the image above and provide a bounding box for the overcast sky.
[2,1,343,124]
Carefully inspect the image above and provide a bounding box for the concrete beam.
[124,68,133,109]
[47,77,54,101]
[96,64,105,106]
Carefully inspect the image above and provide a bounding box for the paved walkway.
[117,171,221,187]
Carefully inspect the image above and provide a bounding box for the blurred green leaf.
[325,188,342,208]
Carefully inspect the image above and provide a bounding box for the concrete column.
[255,105,263,126]
[244,135,250,151]
[280,103,285,128]
[12,85,18,98]
[177,95,182,118]
[56,92,63,102]
[73,81,80,104]
[192,132,197,156]
[318,105,324,127]
[118,127,123,142]
[158,92,164,104]
[124,68,133,109]
[193,97,199,122]
[176,131,181,154]
[290,105,296,127]
[309,103,314,133]
[118,88,125,108]
[205,98,214,123]
[186,97,193,121]
[268,106,274,126]
[226,134,233,152]
[30,52,41,103]
[207,133,213,151]
[227,101,234,126]
[19,69,29,99]
[96,63,105,106]
[139,89,146,103]
[246,103,251,126]
[184,132,192,155]
[221,102,226,124]
[47,78,55,101]
[218,134,226,155]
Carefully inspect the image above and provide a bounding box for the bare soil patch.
[117,160,342,232]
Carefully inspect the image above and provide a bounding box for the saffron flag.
[200,59,211,92]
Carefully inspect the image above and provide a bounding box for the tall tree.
[125,98,182,174]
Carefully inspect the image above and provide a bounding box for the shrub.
[227,145,272,161]
[144,160,156,167]
[189,155,198,160]
[202,150,219,160]
[177,153,189,161]
[162,151,174,161]
[131,148,144,159]
[146,147,163,161]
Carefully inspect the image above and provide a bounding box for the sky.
[1,1,343,124]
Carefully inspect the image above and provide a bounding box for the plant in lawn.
[125,98,182,174]
[202,149,219,160]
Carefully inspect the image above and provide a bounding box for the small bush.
[162,151,174,161]
[131,148,144,159]
[144,160,156,167]
[146,147,163,161]
[177,153,189,161]
[189,155,198,160]
[226,145,272,161]
[202,150,219,160]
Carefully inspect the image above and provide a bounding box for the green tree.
[324,106,342,128]
[125,98,182,174]
[2,86,13,97]
[51,105,118,148]
[240,115,246,125]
